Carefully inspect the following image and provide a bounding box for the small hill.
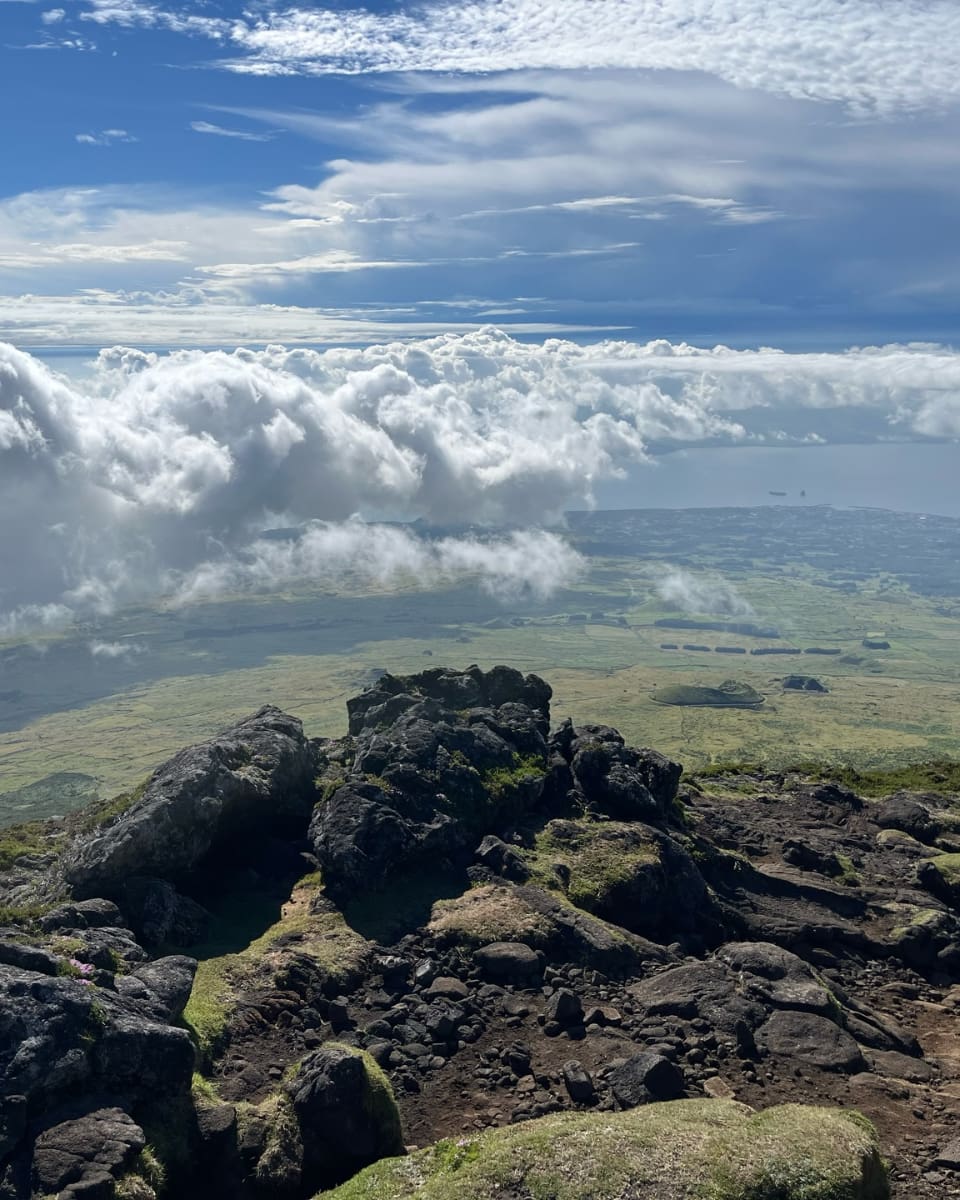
[652,679,764,708]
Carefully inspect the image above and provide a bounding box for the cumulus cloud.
[656,569,754,617]
[5,329,960,635]
[41,8,66,22]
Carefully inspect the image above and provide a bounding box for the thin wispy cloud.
[190,120,273,143]
[75,128,137,145]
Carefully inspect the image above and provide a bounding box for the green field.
[3,508,960,825]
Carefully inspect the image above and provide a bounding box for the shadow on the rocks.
[342,867,469,944]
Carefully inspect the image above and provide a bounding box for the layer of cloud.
[78,0,960,115]
[176,524,583,607]
[656,569,754,618]
[5,329,960,636]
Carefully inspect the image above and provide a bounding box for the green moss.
[0,900,51,926]
[0,818,53,871]
[77,776,151,833]
[319,1100,887,1200]
[348,1045,403,1149]
[181,956,238,1062]
[315,777,346,805]
[835,854,862,889]
[526,819,659,914]
[482,753,547,800]
[191,1071,221,1106]
[928,853,960,886]
[428,884,555,948]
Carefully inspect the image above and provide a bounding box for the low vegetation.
[319,1099,887,1200]
[652,680,764,709]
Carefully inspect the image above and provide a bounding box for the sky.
[2,0,960,347]
[2,1,960,638]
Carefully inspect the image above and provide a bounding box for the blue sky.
[1,0,960,347]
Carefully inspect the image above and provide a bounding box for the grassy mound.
[428,884,556,948]
[652,680,764,709]
[318,1099,887,1200]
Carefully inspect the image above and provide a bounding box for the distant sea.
[29,346,960,522]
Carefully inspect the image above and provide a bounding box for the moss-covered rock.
[318,1099,887,1200]
[918,852,960,908]
[285,1043,404,1192]
[525,818,715,942]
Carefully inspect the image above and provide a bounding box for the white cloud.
[75,129,137,145]
[190,120,274,142]
[4,329,960,634]
[40,7,66,21]
[0,242,188,268]
[0,290,607,346]
[88,638,146,657]
[78,0,960,115]
[656,569,754,617]
[174,524,583,607]
[199,249,422,281]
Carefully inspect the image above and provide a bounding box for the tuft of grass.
[77,776,151,833]
[0,819,54,871]
[428,884,555,948]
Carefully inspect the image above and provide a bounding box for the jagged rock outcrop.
[63,706,316,900]
[9,665,960,1198]
[312,667,555,897]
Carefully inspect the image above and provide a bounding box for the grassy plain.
[3,513,960,823]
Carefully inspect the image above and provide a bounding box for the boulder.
[876,795,940,844]
[0,963,195,1122]
[39,899,125,932]
[312,668,555,897]
[63,706,316,899]
[609,1052,685,1108]
[31,1108,145,1198]
[755,1010,865,1072]
[532,819,717,943]
[117,956,198,1022]
[284,1044,404,1190]
[474,941,544,983]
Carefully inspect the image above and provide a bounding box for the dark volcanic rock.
[0,963,194,1117]
[312,667,553,897]
[755,1010,865,1072]
[553,721,682,821]
[63,706,316,899]
[31,1108,145,1198]
[609,1052,684,1108]
[474,942,544,983]
[876,795,940,845]
[284,1045,404,1190]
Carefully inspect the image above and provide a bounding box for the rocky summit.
[4,666,960,1199]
